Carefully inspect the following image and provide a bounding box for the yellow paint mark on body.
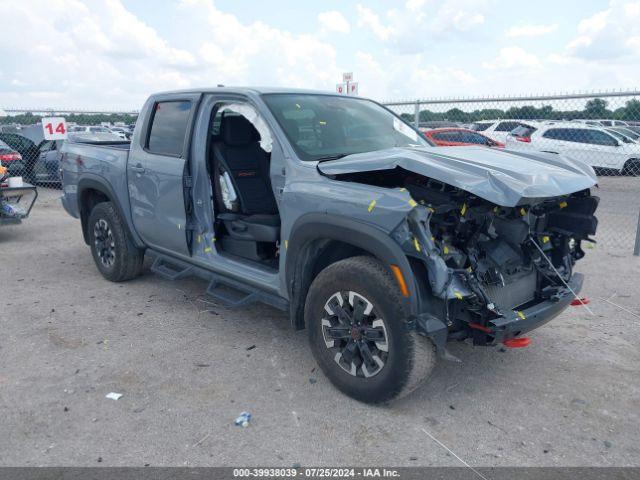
[408,199,418,208]
[368,200,377,212]
[454,292,463,300]
[460,203,467,216]
[516,311,526,320]
[559,201,568,209]
[413,237,421,252]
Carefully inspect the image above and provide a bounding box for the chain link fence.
[383,91,640,257]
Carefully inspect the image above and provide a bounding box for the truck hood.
[317,146,597,207]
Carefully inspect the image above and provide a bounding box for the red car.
[422,128,504,148]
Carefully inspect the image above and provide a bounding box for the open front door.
[128,93,201,257]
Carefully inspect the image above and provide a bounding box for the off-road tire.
[88,202,144,282]
[305,256,436,403]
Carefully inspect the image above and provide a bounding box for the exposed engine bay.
[331,167,599,343]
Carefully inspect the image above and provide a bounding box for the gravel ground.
[1,181,639,467]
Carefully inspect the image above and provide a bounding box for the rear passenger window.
[147,100,192,156]
[586,130,618,146]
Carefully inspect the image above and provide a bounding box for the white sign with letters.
[42,117,68,140]
[336,83,347,95]
[342,72,353,82]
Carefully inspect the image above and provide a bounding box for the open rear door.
[128,92,201,257]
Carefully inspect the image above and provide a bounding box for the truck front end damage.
[392,176,598,354]
[317,146,600,357]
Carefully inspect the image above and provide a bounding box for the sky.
[0,0,639,110]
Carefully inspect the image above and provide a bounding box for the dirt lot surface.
[1,180,639,467]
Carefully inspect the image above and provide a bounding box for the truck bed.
[60,140,131,220]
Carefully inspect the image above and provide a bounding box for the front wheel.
[305,256,436,403]
[88,202,144,282]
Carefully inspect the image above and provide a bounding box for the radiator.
[483,269,537,311]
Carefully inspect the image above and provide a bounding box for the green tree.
[584,98,608,118]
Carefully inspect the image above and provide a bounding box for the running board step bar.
[206,274,288,311]
[149,251,288,312]
[150,256,194,280]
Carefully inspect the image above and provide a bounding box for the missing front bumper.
[415,272,584,356]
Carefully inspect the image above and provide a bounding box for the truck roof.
[152,86,348,97]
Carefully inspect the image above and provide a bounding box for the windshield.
[262,94,430,161]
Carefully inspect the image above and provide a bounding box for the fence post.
[634,208,640,256]
[414,101,420,128]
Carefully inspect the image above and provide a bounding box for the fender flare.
[77,175,145,248]
[285,213,420,328]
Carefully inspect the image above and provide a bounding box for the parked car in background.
[109,127,130,140]
[469,120,538,144]
[598,119,629,127]
[0,139,25,178]
[608,127,640,142]
[572,119,604,127]
[418,121,460,129]
[422,127,504,147]
[604,128,638,145]
[624,125,640,136]
[35,139,63,184]
[0,132,39,183]
[69,125,112,134]
[505,122,640,175]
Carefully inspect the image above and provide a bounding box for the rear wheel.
[88,202,144,282]
[305,256,436,403]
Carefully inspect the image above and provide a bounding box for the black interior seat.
[211,113,280,245]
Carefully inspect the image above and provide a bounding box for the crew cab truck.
[61,88,599,403]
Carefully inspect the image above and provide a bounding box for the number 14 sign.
[42,117,68,140]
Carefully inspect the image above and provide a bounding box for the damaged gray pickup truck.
[61,88,598,403]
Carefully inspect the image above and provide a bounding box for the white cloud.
[178,0,341,88]
[318,11,350,34]
[505,23,558,37]
[355,5,394,40]
[0,0,342,109]
[355,1,486,53]
[0,0,637,110]
[354,51,476,101]
[483,47,541,70]
[0,0,199,109]
[566,1,640,60]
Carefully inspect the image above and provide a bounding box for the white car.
[108,127,130,140]
[607,127,640,143]
[572,119,629,127]
[469,119,540,144]
[69,125,111,134]
[505,122,640,175]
